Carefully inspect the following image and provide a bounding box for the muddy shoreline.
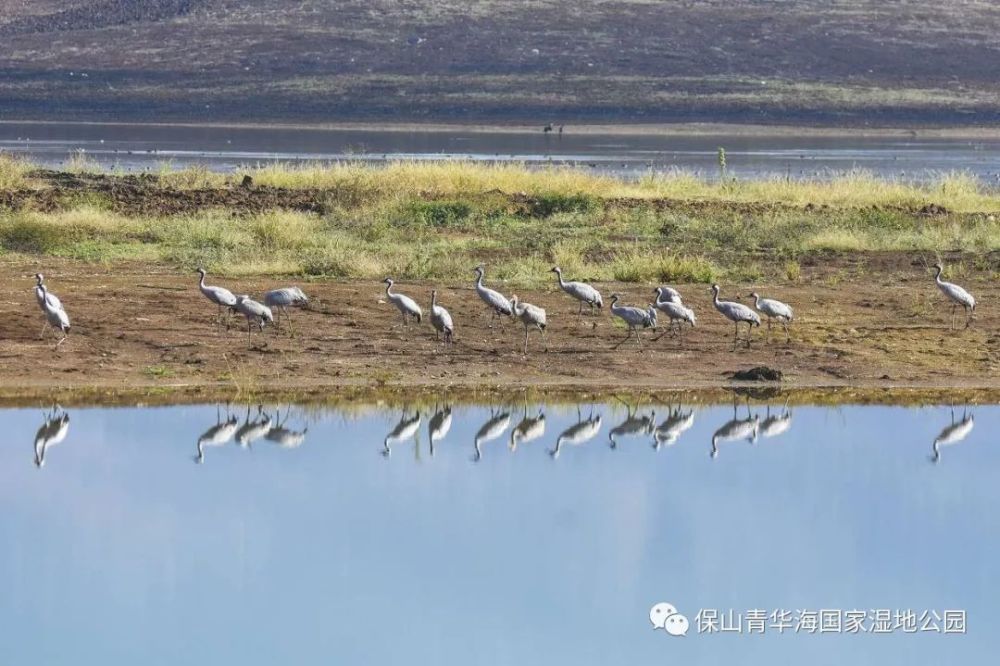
[1,260,997,406]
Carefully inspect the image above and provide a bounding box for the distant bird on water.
[429,290,454,343]
[510,295,547,354]
[234,295,273,347]
[196,268,237,326]
[749,291,793,342]
[551,266,602,315]
[35,278,70,347]
[264,286,308,333]
[473,265,513,327]
[711,284,760,348]
[382,278,422,326]
[932,263,976,328]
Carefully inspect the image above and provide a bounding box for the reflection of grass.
[2,162,1000,284]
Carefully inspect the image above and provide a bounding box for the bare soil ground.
[2,258,998,400]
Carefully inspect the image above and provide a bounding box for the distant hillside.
[2,0,999,126]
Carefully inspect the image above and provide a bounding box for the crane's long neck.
[385,282,394,297]
[431,291,438,308]
[934,265,944,283]
[199,272,207,289]
[555,270,566,288]
[752,294,761,308]
[475,271,484,288]
[712,288,721,306]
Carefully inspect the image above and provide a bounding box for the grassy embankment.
[1,154,999,285]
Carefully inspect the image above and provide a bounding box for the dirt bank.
[2,260,998,400]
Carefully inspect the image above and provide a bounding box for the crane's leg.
[283,306,296,337]
[247,320,253,347]
[578,301,584,316]
[746,322,753,348]
[523,325,529,354]
[55,332,67,349]
[782,319,791,342]
[612,329,631,349]
[634,326,642,350]
[765,318,771,343]
[733,321,739,349]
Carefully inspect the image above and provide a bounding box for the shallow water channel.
[1,398,995,664]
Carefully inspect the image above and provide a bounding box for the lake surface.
[3,122,1000,182]
[1,398,995,664]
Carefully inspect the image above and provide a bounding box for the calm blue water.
[3,121,1000,182]
[0,400,996,665]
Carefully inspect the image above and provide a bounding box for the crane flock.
[28,261,978,355]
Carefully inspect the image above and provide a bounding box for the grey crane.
[551,266,602,315]
[608,405,656,449]
[711,284,760,348]
[382,278,422,326]
[750,292,794,342]
[930,408,974,463]
[653,287,696,339]
[194,405,239,464]
[710,397,759,458]
[652,406,695,451]
[33,405,70,468]
[429,290,455,343]
[549,408,602,459]
[264,287,308,334]
[36,281,70,347]
[654,285,682,304]
[234,295,274,347]
[235,404,273,449]
[197,268,237,327]
[510,407,546,452]
[382,410,421,457]
[472,406,511,462]
[473,265,513,327]
[609,293,655,349]
[510,295,547,354]
[428,405,453,456]
[933,263,976,328]
[34,273,63,338]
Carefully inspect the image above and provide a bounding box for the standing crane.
[196,268,237,327]
[510,295,547,354]
[609,293,655,349]
[473,265,513,327]
[34,273,63,338]
[36,280,70,347]
[429,290,455,343]
[382,278,422,326]
[608,406,656,449]
[550,266,602,315]
[264,287,308,334]
[653,287,696,339]
[932,263,976,328]
[750,292,794,342]
[234,295,273,347]
[711,284,760,348]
